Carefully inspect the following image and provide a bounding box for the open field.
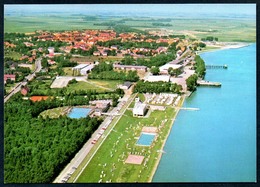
[4,51,22,60]
[40,106,71,119]
[4,15,107,33]
[4,15,256,42]
[87,80,123,90]
[66,81,108,92]
[74,98,177,182]
[63,67,74,76]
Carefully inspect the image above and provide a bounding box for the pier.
[197,80,221,87]
[206,64,228,69]
[180,107,200,111]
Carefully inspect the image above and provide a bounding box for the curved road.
[4,58,42,103]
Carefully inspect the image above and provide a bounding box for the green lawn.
[40,106,70,119]
[129,93,145,108]
[75,104,176,182]
[4,83,17,94]
[63,67,74,76]
[87,80,123,90]
[66,81,108,93]
[4,51,22,60]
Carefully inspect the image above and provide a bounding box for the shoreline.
[198,42,251,55]
[148,95,186,182]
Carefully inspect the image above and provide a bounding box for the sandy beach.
[148,96,186,182]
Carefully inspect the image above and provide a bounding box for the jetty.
[197,80,221,87]
[180,107,199,111]
[206,64,228,69]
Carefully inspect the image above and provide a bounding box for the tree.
[186,74,198,92]
[168,67,175,76]
[150,66,160,75]
[194,55,206,78]
[198,42,206,48]
[121,56,135,65]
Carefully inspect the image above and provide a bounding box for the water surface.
[153,44,256,182]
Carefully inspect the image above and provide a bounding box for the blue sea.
[152,44,256,182]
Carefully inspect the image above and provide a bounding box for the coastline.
[198,42,250,55]
[149,43,248,182]
[149,95,186,182]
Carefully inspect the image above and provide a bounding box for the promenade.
[53,93,136,183]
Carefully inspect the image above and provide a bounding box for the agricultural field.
[4,14,256,42]
[4,15,107,33]
[73,98,178,182]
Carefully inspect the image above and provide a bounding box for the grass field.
[74,97,177,182]
[87,80,123,90]
[129,93,145,108]
[4,51,22,60]
[4,15,256,42]
[4,15,108,33]
[40,106,71,119]
[66,79,122,93]
[66,81,108,93]
[63,67,73,76]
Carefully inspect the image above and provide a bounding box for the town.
[5,25,209,183]
[4,3,257,184]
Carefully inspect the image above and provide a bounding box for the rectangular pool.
[67,107,91,119]
[136,133,156,146]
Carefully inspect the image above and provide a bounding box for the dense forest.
[4,94,103,183]
[134,80,183,94]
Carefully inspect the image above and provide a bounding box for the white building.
[80,64,95,75]
[146,75,170,82]
[159,64,183,75]
[133,102,147,117]
[72,64,88,71]
[48,47,55,56]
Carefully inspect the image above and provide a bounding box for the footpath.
[53,93,135,183]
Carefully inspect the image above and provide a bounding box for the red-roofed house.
[21,86,29,96]
[30,96,50,102]
[4,74,16,84]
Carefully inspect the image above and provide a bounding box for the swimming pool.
[67,107,91,119]
[136,133,156,146]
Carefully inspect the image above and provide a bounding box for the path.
[53,93,136,183]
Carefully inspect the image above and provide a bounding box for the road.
[4,58,42,103]
[53,93,136,183]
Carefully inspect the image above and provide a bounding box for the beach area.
[149,96,186,182]
[201,41,250,53]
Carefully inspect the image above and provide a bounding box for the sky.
[4,4,256,18]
